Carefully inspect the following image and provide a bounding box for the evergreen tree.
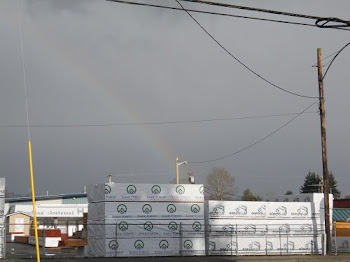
[329,172,341,199]
[300,172,321,193]
[241,188,258,201]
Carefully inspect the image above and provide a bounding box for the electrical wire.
[105,0,350,32]
[0,111,317,128]
[17,0,31,140]
[181,0,350,28]
[188,101,318,164]
[175,0,318,99]
[322,41,350,80]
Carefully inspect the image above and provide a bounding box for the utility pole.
[317,48,331,255]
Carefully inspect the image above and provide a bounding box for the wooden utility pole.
[317,48,331,255]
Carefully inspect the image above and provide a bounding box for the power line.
[104,0,350,31]
[181,0,350,28]
[0,111,317,128]
[322,41,350,80]
[188,101,318,164]
[175,0,318,99]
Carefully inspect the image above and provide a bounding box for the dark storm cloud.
[1,0,349,197]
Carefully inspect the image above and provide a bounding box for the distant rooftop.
[5,192,87,203]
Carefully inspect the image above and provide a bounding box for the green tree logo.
[183,240,193,249]
[176,185,185,195]
[191,204,200,213]
[118,221,128,231]
[142,204,152,214]
[159,240,169,250]
[127,185,137,194]
[134,240,144,250]
[117,204,127,214]
[168,221,178,231]
[108,240,118,250]
[167,204,177,213]
[105,185,112,194]
[144,221,153,231]
[151,185,161,194]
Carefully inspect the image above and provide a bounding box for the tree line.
[204,168,341,201]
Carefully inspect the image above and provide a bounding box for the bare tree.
[206,167,237,200]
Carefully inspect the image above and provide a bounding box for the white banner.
[88,183,204,203]
[88,219,205,239]
[86,237,205,257]
[88,202,204,221]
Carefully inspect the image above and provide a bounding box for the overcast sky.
[1,0,349,197]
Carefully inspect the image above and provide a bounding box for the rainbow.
[4,4,176,179]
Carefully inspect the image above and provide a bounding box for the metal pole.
[176,157,179,184]
[317,48,331,255]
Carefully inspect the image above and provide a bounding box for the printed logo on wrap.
[117,204,127,214]
[191,204,201,213]
[108,240,119,250]
[269,206,287,217]
[243,241,261,251]
[118,221,128,231]
[167,204,177,213]
[176,185,185,195]
[144,221,153,231]
[192,221,202,231]
[266,241,273,251]
[208,241,216,251]
[105,185,112,194]
[291,206,308,217]
[159,240,169,250]
[127,185,137,194]
[225,242,238,251]
[229,205,247,217]
[183,240,193,249]
[300,240,317,251]
[338,240,349,250]
[142,204,152,214]
[299,224,313,233]
[210,204,225,216]
[168,221,178,231]
[151,185,161,195]
[278,241,295,251]
[199,186,204,194]
[250,204,266,217]
[134,240,145,250]
[277,224,290,234]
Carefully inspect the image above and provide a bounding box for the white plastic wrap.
[87,219,205,238]
[88,183,204,203]
[207,201,322,220]
[208,235,322,255]
[88,202,204,221]
[86,237,205,257]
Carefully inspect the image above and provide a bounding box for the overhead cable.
[181,0,350,28]
[105,0,350,32]
[187,101,318,164]
[322,41,350,80]
[175,0,318,99]
[0,111,317,128]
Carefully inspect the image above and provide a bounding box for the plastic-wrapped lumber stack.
[87,183,205,257]
[206,200,324,255]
